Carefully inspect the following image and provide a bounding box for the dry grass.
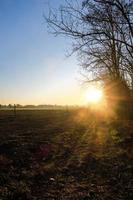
[0,109,132,199]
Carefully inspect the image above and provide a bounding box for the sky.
[0,0,85,105]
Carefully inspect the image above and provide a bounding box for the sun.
[85,86,103,104]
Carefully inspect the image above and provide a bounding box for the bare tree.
[45,0,133,117]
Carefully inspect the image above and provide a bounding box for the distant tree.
[8,104,12,108]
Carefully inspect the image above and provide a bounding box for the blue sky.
[0,0,84,105]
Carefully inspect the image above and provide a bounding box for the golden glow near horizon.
[85,86,103,104]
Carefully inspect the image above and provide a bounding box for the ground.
[0,109,133,200]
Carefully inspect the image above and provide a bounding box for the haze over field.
[0,1,133,199]
[0,0,84,105]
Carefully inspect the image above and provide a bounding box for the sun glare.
[85,86,103,104]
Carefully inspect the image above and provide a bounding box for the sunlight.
[85,86,103,104]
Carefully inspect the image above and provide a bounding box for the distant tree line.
[0,104,78,109]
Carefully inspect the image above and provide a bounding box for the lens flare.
[85,86,103,103]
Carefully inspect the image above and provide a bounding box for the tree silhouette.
[45,0,133,117]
